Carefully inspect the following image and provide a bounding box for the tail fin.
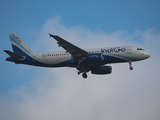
[9,33,34,55]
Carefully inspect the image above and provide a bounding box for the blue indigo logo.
[12,34,22,43]
[101,47,126,53]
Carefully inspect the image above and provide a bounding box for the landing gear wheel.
[129,66,133,70]
[129,61,133,70]
[82,73,87,79]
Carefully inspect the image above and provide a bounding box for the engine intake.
[91,66,112,75]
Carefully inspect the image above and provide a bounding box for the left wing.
[49,34,88,59]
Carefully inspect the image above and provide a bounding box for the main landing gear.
[77,66,88,79]
[129,61,133,70]
[82,73,88,79]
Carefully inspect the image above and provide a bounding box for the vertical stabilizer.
[9,33,34,55]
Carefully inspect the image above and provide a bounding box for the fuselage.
[6,46,150,67]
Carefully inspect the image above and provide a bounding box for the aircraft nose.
[145,52,151,58]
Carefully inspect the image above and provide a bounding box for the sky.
[0,0,160,120]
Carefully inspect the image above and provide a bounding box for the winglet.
[49,33,55,37]
[49,33,52,37]
[49,33,59,38]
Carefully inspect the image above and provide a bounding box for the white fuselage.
[33,46,150,66]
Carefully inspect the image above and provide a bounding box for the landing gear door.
[127,46,132,54]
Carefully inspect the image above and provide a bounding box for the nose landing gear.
[129,61,133,70]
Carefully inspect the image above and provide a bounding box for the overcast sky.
[0,0,160,120]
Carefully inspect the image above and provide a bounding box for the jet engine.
[91,66,112,74]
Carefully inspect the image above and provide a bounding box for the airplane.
[4,33,150,78]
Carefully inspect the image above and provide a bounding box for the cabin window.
[137,48,144,51]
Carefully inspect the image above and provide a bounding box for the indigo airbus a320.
[4,33,150,78]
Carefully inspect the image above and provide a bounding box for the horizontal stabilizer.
[4,50,25,60]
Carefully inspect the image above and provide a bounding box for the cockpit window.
[137,48,144,51]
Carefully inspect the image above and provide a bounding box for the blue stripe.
[10,36,41,61]
[6,53,135,67]
[10,36,29,55]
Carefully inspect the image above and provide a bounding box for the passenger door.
[127,46,132,54]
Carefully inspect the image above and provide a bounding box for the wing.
[49,34,104,75]
[49,34,88,58]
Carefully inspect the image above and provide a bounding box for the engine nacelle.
[91,66,112,75]
[84,54,103,61]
